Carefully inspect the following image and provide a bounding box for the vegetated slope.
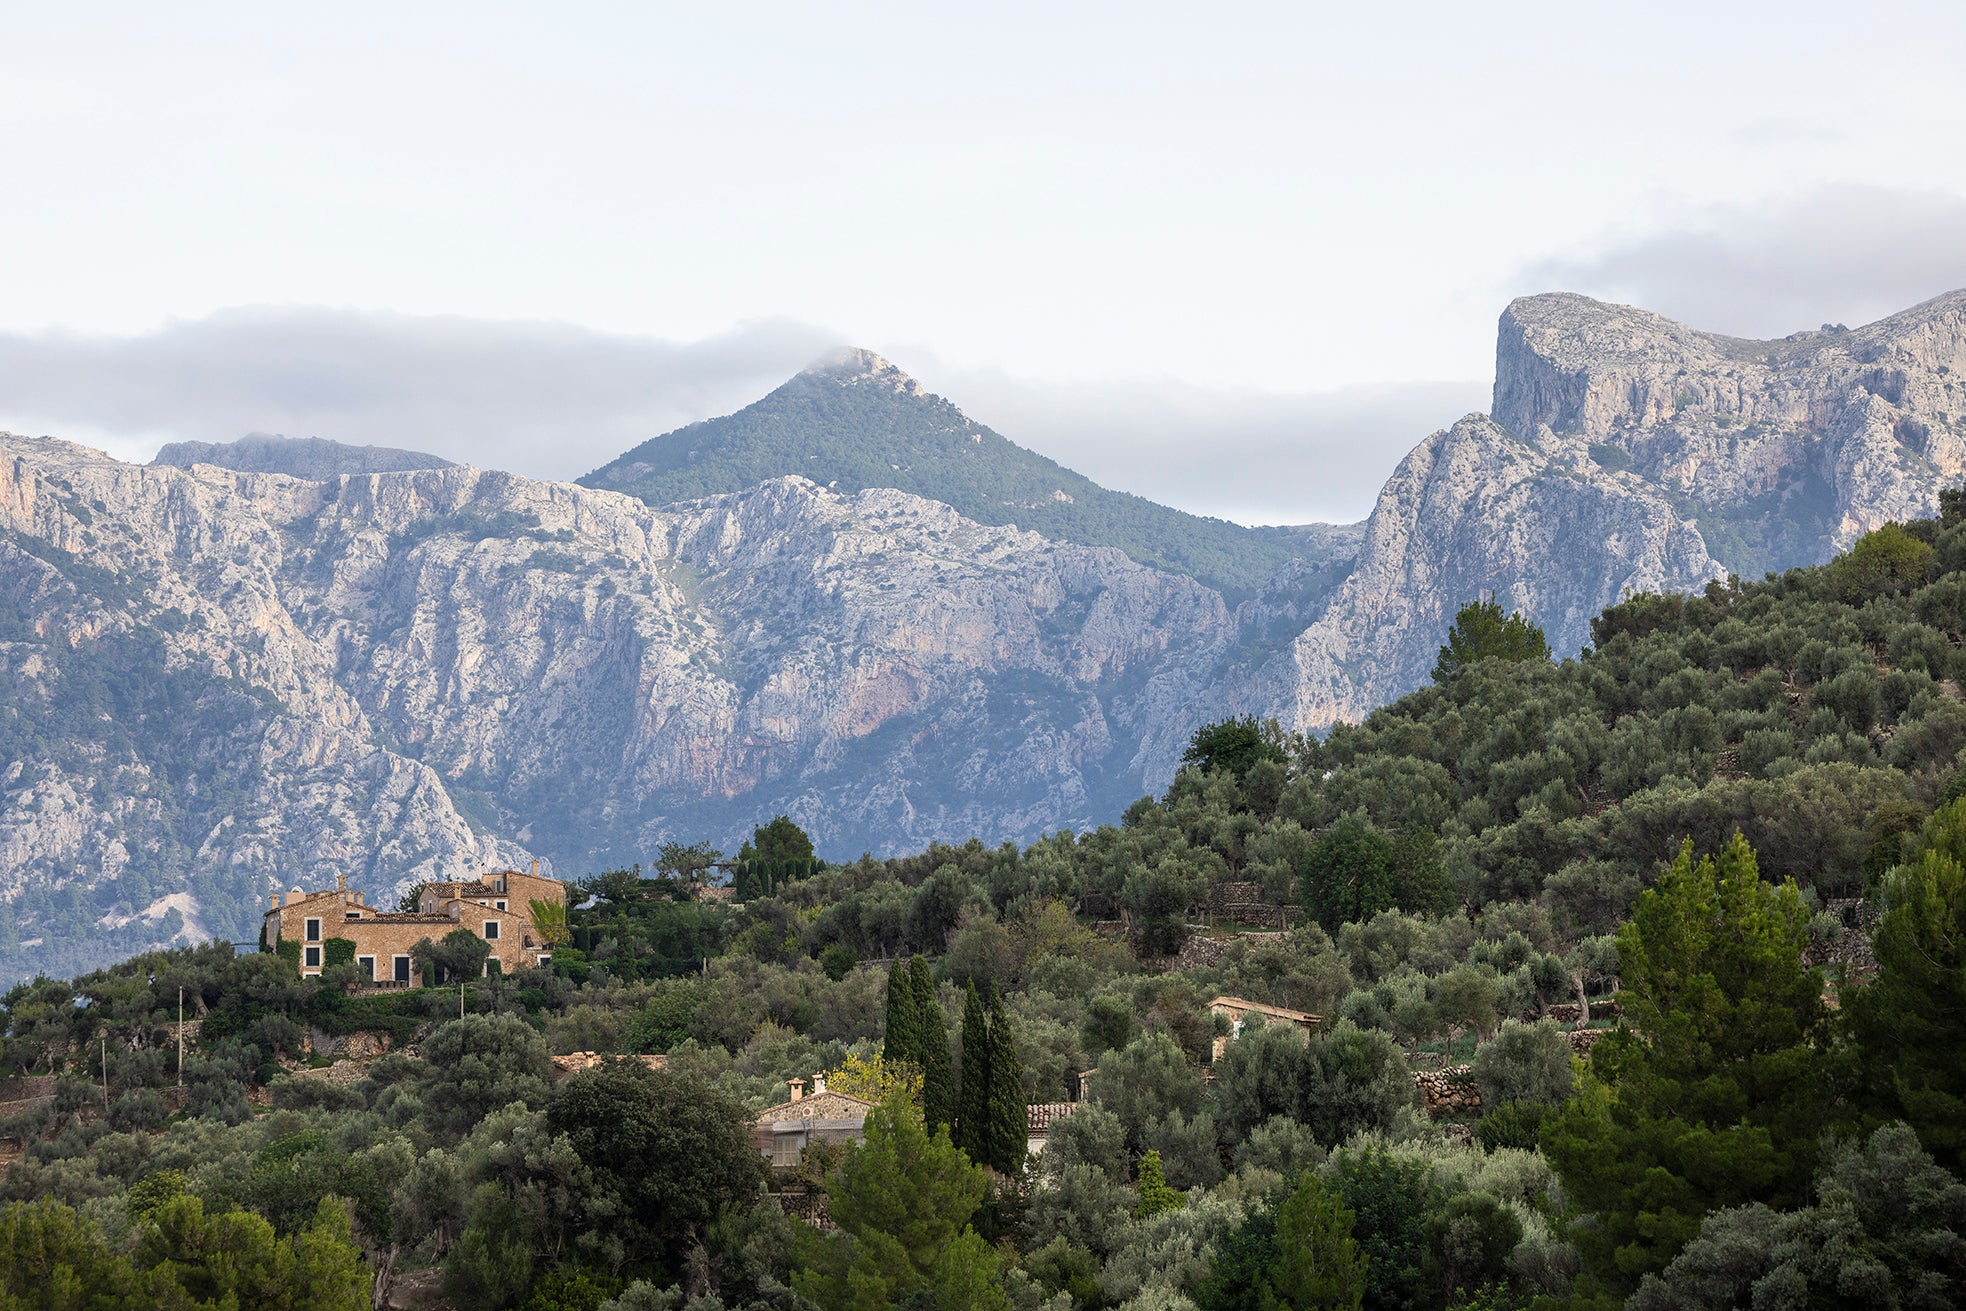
[1287,509,1966,936]
[0,433,1235,980]
[1250,287,1966,729]
[153,433,455,478]
[760,508,1966,976]
[581,348,1354,601]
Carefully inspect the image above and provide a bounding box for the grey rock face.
[0,436,1230,975]
[7,286,1965,977]
[1248,289,1966,728]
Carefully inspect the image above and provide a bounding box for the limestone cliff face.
[0,436,1229,975]
[1247,289,1966,729]
[1238,414,1722,729]
[1493,288,1966,562]
[8,286,1966,978]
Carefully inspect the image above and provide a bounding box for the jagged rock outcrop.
[1248,289,1966,727]
[0,435,1229,977]
[8,286,1966,978]
[1494,289,1966,568]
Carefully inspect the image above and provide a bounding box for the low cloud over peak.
[0,308,841,480]
[0,307,1474,525]
[1520,184,1966,341]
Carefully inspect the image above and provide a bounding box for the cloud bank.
[926,367,1483,525]
[0,309,840,480]
[0,308,1471,525]
[1522,184,1966,340]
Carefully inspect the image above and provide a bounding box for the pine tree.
[882,960,921,1070]
[955,982,991,1164]
[1543,833,1826,1294]
[985,988,1027,1175]
[1263,1173,1365,1310]
[1847,798,1966,1175]
[1431,595,1550,683]
[910,957,955,1135]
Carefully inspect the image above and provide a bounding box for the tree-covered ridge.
[579,351,1353,601]
[1298,501,1966,934]
[11,515,1966,1308]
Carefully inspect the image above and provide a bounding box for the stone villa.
[263,866,567,983]
[752,1075,875,1167]
[1207,995,1322,1060]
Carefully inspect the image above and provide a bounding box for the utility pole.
[460,979,466,1020]
[100,1033,108,1109]
[177,985,184,1088]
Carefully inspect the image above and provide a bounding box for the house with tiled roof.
[750,1075,875,1168]
[1207,995,1323,1060]
[263,867,566,984]
[1025,1100,1079,1158]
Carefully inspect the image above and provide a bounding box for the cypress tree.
[985,988,1027,1175]
[910,957,955,1134]
[882,960,920,1070]
[956,982,991,1163]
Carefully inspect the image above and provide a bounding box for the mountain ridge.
[581,348,1357,601]
[6,285,1966,980]
[153,432,455,479]
[1241,286,1966,731]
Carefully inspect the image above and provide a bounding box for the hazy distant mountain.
[581,348,1346,601]
[6,287,1963,980]
[0,440,1235,979]
[153,433,454,479]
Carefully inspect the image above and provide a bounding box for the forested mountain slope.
[8,511,1966,1311]
[6,288,1965,983]
[152,433,454,478]
[581,348,1357,601]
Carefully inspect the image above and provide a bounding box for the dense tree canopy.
[7,504,1966,1308]
[1544,833,1827,1292]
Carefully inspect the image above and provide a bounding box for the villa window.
[483,920,500,941]
[495,900,506,910]
[357,956,374,981]
[304,946,321,969]
[304,917,322,941]
[393,955,411,983]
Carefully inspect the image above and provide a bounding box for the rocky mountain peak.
[799,346,927,398]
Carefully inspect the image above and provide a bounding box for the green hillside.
[12,508,1966,1308]
[580,349,1341,600]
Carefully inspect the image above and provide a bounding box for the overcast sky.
[2,4,1964,524]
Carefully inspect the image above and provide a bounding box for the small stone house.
[1207,996,1322,1061]
[1025,1101,1079,1159]
[751,1075,874,1168]
[264,868,567,983]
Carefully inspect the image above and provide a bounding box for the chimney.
[787,1078,806,1103]
[269,893,280,910]
[531,858,539,877]
[812,1072,828,1096]
[1076,1069,1097,1104]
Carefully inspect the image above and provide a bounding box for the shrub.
[1469,1019,1573,1108]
